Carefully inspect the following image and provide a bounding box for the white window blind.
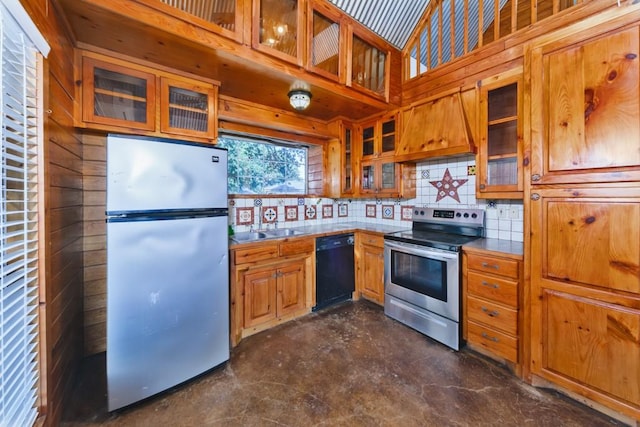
[0,1,48,425]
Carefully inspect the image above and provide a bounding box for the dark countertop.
[229,221,410,247]
[463,238,524,258]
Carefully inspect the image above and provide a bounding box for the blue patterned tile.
[254,198,263,207]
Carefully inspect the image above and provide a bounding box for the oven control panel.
[413,207,484,226]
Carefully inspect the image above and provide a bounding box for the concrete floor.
[62,300,621,426]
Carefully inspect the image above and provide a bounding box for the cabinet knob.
[531,193,541,201]
[531,174,541,182]
[479,184,486,190]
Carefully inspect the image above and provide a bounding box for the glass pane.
[382,119,395,134]
[488,83,517,121]
[381,135,395,153]
[352,35,386,95]
[488,121,517,156]
[312,11,339,76]
[487,157,517,186]
[160,0,236,32]
[381,162,396,189]
[391,250,447,301]
[454,0,465,58]
[362,164,374,190]
[362,125,374,156]
[343,128,352,191]
[168,87,209,131]
[93,68,148,123]
[441,1,451,64]
[260,0,298,57]
[429,11,439,69]
[409,43,418,78]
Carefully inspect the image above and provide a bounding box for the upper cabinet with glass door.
[477,73,523,199]
[351,31,389,100]
[307,1,343,82]
[253,0,304,65]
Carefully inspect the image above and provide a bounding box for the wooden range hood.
[395,89,477,163]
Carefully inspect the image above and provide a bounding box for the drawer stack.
[464,252,522,364]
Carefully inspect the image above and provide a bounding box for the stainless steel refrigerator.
[106,134,229,411]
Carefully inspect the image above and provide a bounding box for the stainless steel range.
[384,207,485,350]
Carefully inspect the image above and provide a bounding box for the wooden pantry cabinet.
[355,232,385,305]
[463,249,523,372]
[77,51,219,142]
[230,237,314,346]
[528,15,640,421]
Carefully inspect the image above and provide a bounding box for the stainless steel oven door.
[384,240,460,322]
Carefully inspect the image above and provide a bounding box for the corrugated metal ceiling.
[327,0,432,50]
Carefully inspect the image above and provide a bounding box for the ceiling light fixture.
[288,89,312,111]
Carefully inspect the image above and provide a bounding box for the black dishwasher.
[314,233,355,311]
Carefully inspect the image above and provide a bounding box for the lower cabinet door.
[277,260,305,316]
[540,289,640,408]
[243,267,277,328]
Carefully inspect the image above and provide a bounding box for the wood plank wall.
[82,133,107,355]
[21,0,85,425]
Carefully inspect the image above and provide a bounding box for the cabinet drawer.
[467,271,518,307]
[233,244,279,265]
[279,238,314,257]
[467,253,519,279]
[467,320,518,363]
[467,295,518,335]
[359,233,384,248]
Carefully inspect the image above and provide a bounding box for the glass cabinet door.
[380,161,396,190]
[380,118,396,155]
[477,76,522,199]
[351,34,387,97]
[342,124,353,193]
[83,57,156,131]
[361,163,375,191]
[254,0,303,64]
[160,78,217,139]
[309,7,341,81]
[361,124,375,158]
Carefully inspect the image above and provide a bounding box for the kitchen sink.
[231,231,268,242]
[264,228,303,237]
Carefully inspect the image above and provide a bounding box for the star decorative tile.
[429,168,468,203]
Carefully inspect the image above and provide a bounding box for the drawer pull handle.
[481,281,499,289]
[481,332,500,343]
[481,307,499,317]
[482,262,499,270]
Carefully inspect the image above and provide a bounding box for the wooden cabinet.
[341,121,355,195]
[81,56,156,131]
[530,24,640,185]
[350,30,389,100]
[243,260,305,328]
[356,232,384,305]
[307,0,343,82]
[230,237,314,345]
[356,113,415,198]
[528,18,640,420]
[463,250,522,366]
[530,188,640,418]
[477,71,523,199]
[78,51,218,142]
[160,77,217,139]
[252,0,304,65]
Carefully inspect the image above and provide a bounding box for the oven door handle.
[383,240,459,262]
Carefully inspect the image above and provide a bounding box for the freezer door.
[107,215,229,411]
[107,135,227,212]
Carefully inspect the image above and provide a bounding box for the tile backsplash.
[229,154,524,242]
